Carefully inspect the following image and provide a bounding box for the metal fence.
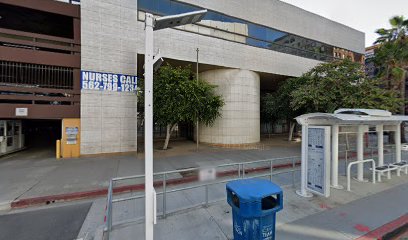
[102,146,401,239]
[103,156,300,239]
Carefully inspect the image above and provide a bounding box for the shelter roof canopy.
[296,109,408,125]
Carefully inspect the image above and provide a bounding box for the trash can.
[226,178,283,240]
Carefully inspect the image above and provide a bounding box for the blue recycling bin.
[226,179,283,240]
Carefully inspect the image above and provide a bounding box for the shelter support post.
[356,125,368,182]
[376,125,384,166]
[296,125,313,198]
[331,125,343,189]
[395,123,401,163]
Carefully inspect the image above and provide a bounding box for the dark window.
[0,124,4,136]
[7,137,13,147]
[14,125,20,135]
[6,122,12,136]
[0,3,74,39]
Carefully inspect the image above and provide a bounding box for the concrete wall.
[78,0,365,153]
[198,69,260,145]
[135,20,321,78]
[80,0,138,155]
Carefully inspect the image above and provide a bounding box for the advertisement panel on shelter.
[306,126,331,197]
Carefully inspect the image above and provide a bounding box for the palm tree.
[375,16,408,44]
[374,16,408,142]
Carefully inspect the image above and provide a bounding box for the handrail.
[347,159,376,191]
[104,149,400,237]
[104,180,113,237]
[103,156,301,238]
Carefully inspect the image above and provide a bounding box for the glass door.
[6,121,15,152]
[0,121,6,154]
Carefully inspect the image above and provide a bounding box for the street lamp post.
[196,48,199,151]
[144,10,207,240]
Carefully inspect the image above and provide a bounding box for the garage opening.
[22,119,61,158]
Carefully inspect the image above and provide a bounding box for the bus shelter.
[295,109,408,197]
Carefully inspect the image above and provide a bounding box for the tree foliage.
[374,39,408,88]
[374,16,408,44]
[261,59,403,140]
[291,59,403,113]
[261,77,306,140]
[373,15,408,114]
[262,77,305,123]
[138,64,224,149]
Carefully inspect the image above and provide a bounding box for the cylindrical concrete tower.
[198,69,260,146]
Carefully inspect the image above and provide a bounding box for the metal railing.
[103,147,403,239]
[341,144,397,176]
[103,156,301,239]
[0,61,74,90]
[347,159,376,191]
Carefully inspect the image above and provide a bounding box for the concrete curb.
[356,214,408,240]
[0,201,12,211]
[9,150,382,209]
[93,225,105,240]
[10,161,301,209]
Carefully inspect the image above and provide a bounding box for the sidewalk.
[0,136,300,209]
[105,175,408,240]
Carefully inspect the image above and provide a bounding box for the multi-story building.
[365,45,379,78]
[0,0,365,156]
[0,0,80,156]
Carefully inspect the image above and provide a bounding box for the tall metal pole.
[196,48,199,151]
[142,10,207,239]
[144,13,155,240]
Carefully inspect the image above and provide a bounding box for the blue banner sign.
[81,70,137,92]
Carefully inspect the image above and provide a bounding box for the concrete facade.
[80,0,138,154]
[78,0,365,153]
[198,69,260,145]
[179,0,365,54]
[134,1,365,79]
[134,19,322,79]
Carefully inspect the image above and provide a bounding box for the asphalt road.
[0,202,92,240]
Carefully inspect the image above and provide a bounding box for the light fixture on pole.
[144,9,207,240]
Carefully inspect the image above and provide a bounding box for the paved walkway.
[0,136,300,209]
[105,175,408,240]
[276,183,408,240]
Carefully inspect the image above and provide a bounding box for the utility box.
[226,179,283,240]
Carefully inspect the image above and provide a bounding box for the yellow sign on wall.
[61,118,80,158]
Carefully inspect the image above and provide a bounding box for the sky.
[279,0,408,47]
